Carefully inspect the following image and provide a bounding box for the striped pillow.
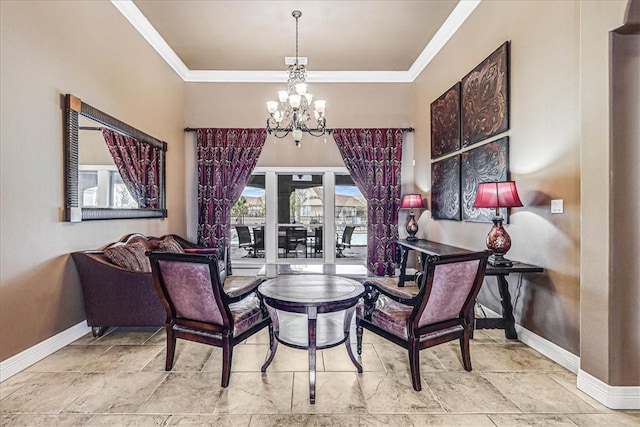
[104,241,151,272]
[157,235,184,253]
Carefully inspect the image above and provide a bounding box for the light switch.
[551,199,564,214]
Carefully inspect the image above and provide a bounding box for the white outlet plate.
[551,199,564,214]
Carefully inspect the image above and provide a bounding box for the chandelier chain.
[295,12,299,64]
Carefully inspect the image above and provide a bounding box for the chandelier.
[266,10,327,147]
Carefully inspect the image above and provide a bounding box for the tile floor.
[1,326,638,426]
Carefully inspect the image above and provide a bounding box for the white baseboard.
[514,323,580,374]
[0,321,90,383]
[577,369,640,410]
[479,305,580,373]
[479,304,638,409]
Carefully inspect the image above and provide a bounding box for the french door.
[231,167,365,265]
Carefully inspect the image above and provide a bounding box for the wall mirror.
[63,94,167,221]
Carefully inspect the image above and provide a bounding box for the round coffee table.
[258,274,364,404]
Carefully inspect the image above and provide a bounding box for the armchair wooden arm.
[363,279,419,307]
[223,277,264,303]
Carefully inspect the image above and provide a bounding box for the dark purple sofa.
[71,233,226,337]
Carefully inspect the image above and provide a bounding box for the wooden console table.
[396,239,543,339]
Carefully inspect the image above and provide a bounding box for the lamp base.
[406,236,419,241]
[488,254,513,267]
[485,217,513,267]
[406,212,419,241]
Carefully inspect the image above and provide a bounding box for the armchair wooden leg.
[408,340,421,391]
[165,324,176,371]
[221,337,233,388]
[460,327,473,371]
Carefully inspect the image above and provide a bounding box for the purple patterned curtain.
[333,128,403,276]
[101,128,160,208]
[196,128,267,249]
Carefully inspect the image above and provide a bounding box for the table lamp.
[472,181,523,266]
[400,194,426,241]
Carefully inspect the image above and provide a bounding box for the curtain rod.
[79,126,102,131]
[184,127,414,133]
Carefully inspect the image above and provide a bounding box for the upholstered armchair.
[356,251,490,391]
[147,251,272,387]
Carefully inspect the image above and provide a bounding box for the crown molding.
[408,0,481,81]
[183,70,414,83]
[111,0,190,80]
[111,0,482,83]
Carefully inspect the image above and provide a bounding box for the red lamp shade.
[473,181,523,209]
[400,194,426,209]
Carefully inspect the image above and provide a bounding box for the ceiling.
[116,1,480,82]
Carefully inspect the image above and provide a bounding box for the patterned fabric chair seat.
[359,295,463,340]
[229,293,264,336]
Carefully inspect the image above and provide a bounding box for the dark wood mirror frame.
[63,94,167,221]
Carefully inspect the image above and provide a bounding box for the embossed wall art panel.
[431,155,461,221]
[461,137,509,223]
[431,82,461,159]
[461,42,509,147]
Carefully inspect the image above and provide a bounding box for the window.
[278,174,324,225]
[79,165,137,209]
[79,171,98,207]
[232,175,266,226]
[231,174,266,254]
[335,174,367,255]
[111,172,138,208]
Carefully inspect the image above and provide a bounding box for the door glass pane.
[232,174,265,226]
[231,174,265,259]
[335,175,367,258]
[277,174,324,259]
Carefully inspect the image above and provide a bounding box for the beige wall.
[412,0,636,387]
[412,0,586,355]
[184,82,413,167]
[0,1,186,361]
[581,0,639,387]
[78,117,113,166]
[609,29,640,387]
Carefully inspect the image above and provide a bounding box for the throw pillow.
[104,241,152,272]
[157,235,185,253]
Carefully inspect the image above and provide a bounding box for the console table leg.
[398,247,409,287]
[497,275,518,339]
